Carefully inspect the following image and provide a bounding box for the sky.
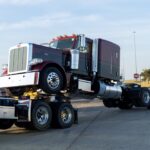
[0,0,150,79]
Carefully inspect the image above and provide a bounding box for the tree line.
[140,69,150,83]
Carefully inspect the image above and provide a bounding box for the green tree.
[140,69,150,83]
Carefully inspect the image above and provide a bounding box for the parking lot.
[1,99,150,150]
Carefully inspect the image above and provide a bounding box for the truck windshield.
[49,38,76,49]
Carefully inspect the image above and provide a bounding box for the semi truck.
[0,34,149,130]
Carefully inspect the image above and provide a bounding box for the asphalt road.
[1,99,150,150]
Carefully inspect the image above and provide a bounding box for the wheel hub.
[47,72,60,89]
[36,106,49,125]
[61,107,72,124]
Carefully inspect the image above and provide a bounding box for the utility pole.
[133,31,138,81]
[133,31,138,74]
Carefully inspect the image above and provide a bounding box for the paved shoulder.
[1,100,150,150]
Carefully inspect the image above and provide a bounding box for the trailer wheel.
[0,119,14,129]
[103,100,117,108]
[40,67,64,94]
[31,101,52,130]
[103,101,113,107]
[51,103,74,128]
[139,89,150,107]
[118,102,133,110]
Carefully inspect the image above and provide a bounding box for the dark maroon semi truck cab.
[0,34,121,99]
[32,38,120,79]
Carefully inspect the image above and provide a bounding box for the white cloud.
[0,13,68,30]
[0,13,101,31]
[0,12,150,41]
[0,0,52,5]
[0,0,127,6]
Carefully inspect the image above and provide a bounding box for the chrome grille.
[9,47,27,73]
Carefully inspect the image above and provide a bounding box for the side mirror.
[78,34,87,52]
[80,34,86,48]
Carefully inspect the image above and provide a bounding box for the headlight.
[29,58,43,66]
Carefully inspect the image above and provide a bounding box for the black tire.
[40,67,64,94]
[103,101,113,108]
[118,102,133,110]
[51,103,74,129]
[139,88,150,107]
[103,100,117,108]
[7,87,25,96]
[31,101,52,130]
[0,119,14,129]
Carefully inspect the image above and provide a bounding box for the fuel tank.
[98,81,122,99]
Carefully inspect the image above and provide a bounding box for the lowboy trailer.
[0,94,78,130]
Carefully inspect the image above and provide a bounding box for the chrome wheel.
[36,106,49,125]
[61,107,72,124]
[47,72,60,90]
[51,103,74,128]
[40,67,64,94]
